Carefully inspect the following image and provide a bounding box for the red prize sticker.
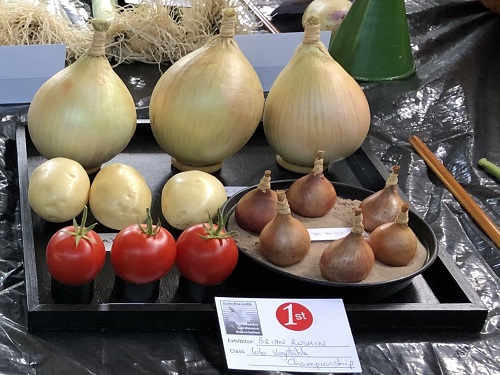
[275,302,313,331]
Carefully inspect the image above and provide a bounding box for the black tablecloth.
[1,0,500,373]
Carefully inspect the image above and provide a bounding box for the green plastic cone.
[328,0,416,81]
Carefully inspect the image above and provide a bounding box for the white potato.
[161,171,227,230]
[89,163,152,230]
[28,157,90,222]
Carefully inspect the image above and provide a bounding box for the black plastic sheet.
[1,0,500,373]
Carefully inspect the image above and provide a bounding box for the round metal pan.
[221,180,438,303]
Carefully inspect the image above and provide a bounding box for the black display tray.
[16,122,488,332]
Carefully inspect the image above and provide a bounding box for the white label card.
[214,297,361,373]
[308,227,351,241]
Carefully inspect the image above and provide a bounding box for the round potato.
[89,163,152,230]
[28,157,90,223]
[161,170,227,230]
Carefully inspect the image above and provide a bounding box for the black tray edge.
[15,123,488,333]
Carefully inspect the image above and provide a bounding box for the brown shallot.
[320,208,374,283]
[359,165,404,232]
[259,191,310,267]
[235,170,278,233]
[368,202,417,267]
[286,151,337,217]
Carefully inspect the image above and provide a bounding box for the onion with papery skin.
[286,150,337,217]
[149,8,265,173]
[359,165,404,232]
[302,0,352,33]
[263,16,370,174]
[320,208,374,283]
[27,19,137,174]
[259,190,310,267]
[368,202,417,267]
[235,170,278,233]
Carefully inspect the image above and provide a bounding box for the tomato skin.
[176,223,239,285]
[111,225,177,284]
[46,228,106,286]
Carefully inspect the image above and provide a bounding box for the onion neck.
[351,209,364,235]
[257,170,272,192]
[88,19,110,57]
[276,191,291,215]
[302,16,321,44]
[220,8,236,38]
[312,151,325,176]
[385,165,400,187]
[395,203,410,225]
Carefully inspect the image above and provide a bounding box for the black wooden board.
[16,122,488,332]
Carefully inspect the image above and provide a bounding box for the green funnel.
[328,0,416,81]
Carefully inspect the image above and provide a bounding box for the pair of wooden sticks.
[409,135,500,249]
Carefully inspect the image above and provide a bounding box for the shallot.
[320,208,374,283]
[259,191,310,267]
[286,151,337,217]
[368,203,417,267]
[235,170,278,233]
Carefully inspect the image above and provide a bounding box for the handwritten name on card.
[215,297,361,373]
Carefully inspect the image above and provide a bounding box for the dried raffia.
[0,0,258,66]
[0,1,91,62]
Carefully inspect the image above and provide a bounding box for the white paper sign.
[215,297,361,373]
[308,227,351,241]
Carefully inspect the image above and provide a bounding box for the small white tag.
[307,228,351,241]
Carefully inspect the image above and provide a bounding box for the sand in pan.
[227,197,428,284]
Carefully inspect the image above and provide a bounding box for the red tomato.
[46,208,106,286]
[176,212,238,286]
[111,216,177,285]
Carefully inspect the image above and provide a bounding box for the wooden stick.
[409,135,500,249]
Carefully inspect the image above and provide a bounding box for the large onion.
[263,16,370,173]
[27,19,137,174]
[149,8,265,173]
